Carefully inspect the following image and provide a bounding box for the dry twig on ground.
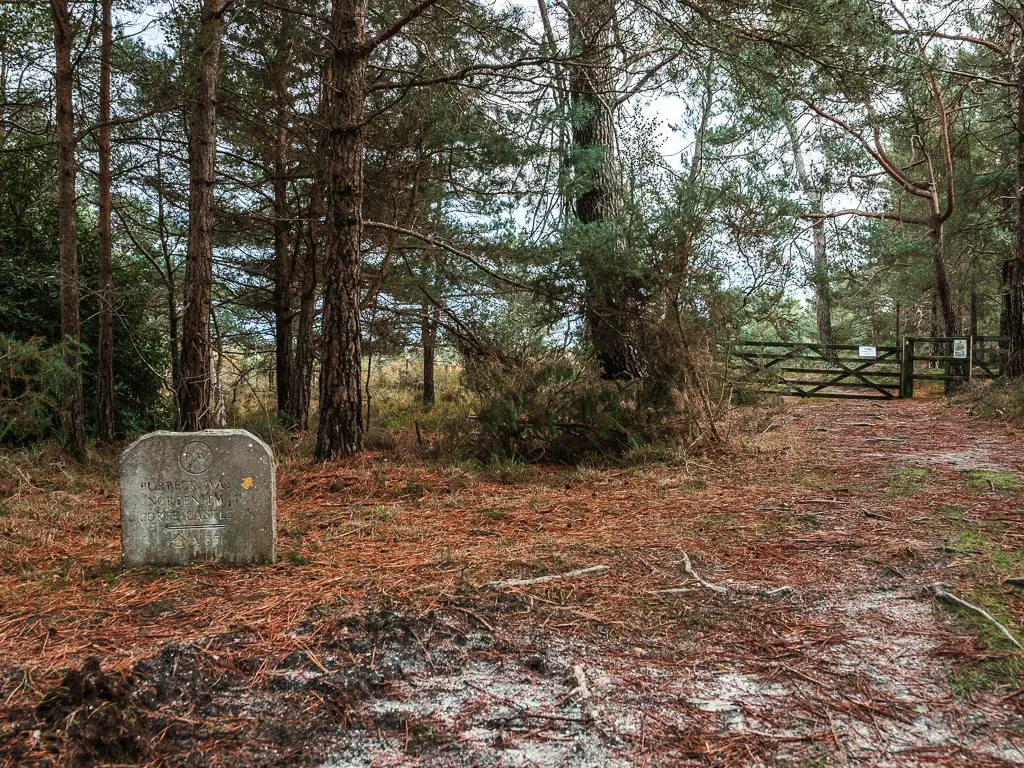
[928,583,1023,651]
[486,565,609,589]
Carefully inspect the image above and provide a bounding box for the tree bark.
[290,79,329,430]
[568,0,646,379]
[970,292,979,340]
[270,20,294,422]
[315,0,367,460]
[156,139,180,400]
[96,0,115,442]
[51,0,85,453]
[928,214,959,336]
[1001,257,1012,339]
[178,0,228,431]
[1009,20,1024,377]
[784,116,835,350]
[422,302,436,405]
[290,194,319,429]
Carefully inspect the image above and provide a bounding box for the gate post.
[900,338,914,399]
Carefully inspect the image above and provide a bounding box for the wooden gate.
[729,341,901,400]
[900,336,1008,396]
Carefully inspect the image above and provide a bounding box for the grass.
[964,470,1023,493]
[944,586,1024,696]
[795,465,834,491]
[953,529,986,553]
[696,513,729,528]
[622,442,683,466]
[483,456,526,484]
[286,550,311,566]
[950,655,1024,697]
[936,520,1024,696]
[477,507,512,521]
[938,504,966,521]
[889,465,928,497]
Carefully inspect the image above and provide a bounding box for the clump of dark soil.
[34,656,147,767]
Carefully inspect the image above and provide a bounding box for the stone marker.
[120,429,276,566]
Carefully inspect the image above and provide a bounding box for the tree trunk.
[178,0,228,431]
[422,302,436,405]
[784,116,835,350]
[96,0,115,442]
[290,196,319,429]
[314,0,366,460]
[568,0,646,379]
[271,133,294,423]
[271,17,294,421]
[273,198,298,422]
[970,292,979,340]
[290,81,328,430]
[1001,258,1012,338]
[809,199,835,349]
[929,215,959,336]
[156,140,180,400]
[1009,27,1024,377]
[52,0,85,453]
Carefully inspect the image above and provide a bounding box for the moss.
[889,466,928,497]
[950,655,1024,697]
[964,470,1023,493]
[954,529,986,553]
[938,585,1024,697]
[938,505,965,521]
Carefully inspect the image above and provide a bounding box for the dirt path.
[2,399,1024,766]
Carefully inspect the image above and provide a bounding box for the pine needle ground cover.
[2,399,1024,766]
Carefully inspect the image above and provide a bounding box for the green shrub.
[0,143,168,441]
[463,352,708,463]
[0,335,75,444]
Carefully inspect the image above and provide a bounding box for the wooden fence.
[900,336,1007,397]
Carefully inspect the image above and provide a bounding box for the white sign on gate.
[858,346,877,358]
[953,339,968,359]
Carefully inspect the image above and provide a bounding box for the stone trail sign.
[120,430,276,566]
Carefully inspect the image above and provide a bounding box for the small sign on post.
[953,339,968,360]
[858,346,877,358]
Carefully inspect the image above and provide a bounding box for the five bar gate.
[729,336,1008,400]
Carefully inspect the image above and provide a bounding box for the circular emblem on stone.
[179,441,213,474]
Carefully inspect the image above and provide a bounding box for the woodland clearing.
[1,397,1023,767]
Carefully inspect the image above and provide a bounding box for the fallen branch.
[447,606,495,633]
[862,509,892,520]
[649,587,699,596]
[1004,577,1024,588]
[928,583,1023,651]
[487,565,608,589]
[679,551,728,594]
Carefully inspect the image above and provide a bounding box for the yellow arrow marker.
[241,476,254,489]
